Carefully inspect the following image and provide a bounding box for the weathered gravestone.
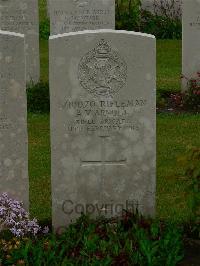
[182,0,200,90]
[0,30,28,209]
[50,30,156,229]
[49,0,115,35]
[0,0,40,83]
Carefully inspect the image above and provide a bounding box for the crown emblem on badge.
[78,39,127,98]
[95,40,111,57]
[72,0,90,7]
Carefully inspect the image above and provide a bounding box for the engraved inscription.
[0,116,12,130]
[0,3,37,32]
[78,39,127,98]
[63,99,147,133]
[189,12,200,28]
[51,4,113,33]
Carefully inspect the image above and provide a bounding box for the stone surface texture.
[0,30,28,209]
[50,0,115,35]
[0,0,40,83]
[50,30,156,229]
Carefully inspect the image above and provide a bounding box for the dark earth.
[179,239,200,266]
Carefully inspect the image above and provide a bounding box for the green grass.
[28,114,200,223]
[157,40,181,93]
[40,40,48,82]
[28,114,51,222]
[157,114,200,222]
[39,0,48,22]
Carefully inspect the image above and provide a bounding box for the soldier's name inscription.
[62,98,148,133]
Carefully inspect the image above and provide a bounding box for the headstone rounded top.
[50,29,156,40]
[0,30,24,38]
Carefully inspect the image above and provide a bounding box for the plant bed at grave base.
[180,222,200,265]
[179,238,200,266]
[157,74,200,114]
[157,90,200,114]
[0,193,49,239]
[0,211,185,265]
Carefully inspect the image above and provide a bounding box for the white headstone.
[182,0,200,90]
[0,0,40,83]
[50,30,156,229]
[49,0,115,35]
[0,30,28,209]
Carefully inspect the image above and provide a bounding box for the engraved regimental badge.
[73,0,91,7]
[78,39,127,98]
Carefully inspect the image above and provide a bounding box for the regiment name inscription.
[63,99,147,133]
[50,0,115,34]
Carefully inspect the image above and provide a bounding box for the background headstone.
[0,30,28,209]
[50,0,115,35]
[182,0,200,90]
[0,0,40,83]
[50,30,156,229]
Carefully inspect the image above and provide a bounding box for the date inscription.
[62,99,147,133]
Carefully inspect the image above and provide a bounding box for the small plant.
[182,74,200,112]
[40,19,50,40]
[170,92,184,109]
[141,10,181,39]
[166,74,200,112]
[115,0,181,39]
[116,0,142,31]
[0,212,184,265]
[0,193,49,238]
[27,81,50,113]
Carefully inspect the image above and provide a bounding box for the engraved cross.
[81,135,127,167]
[81,135,127,201]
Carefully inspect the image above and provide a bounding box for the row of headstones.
[47,0,182,18]
[0,0,115,84]
[0,0,197,229]
[0,0,198,87]
[1,29,156,229]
